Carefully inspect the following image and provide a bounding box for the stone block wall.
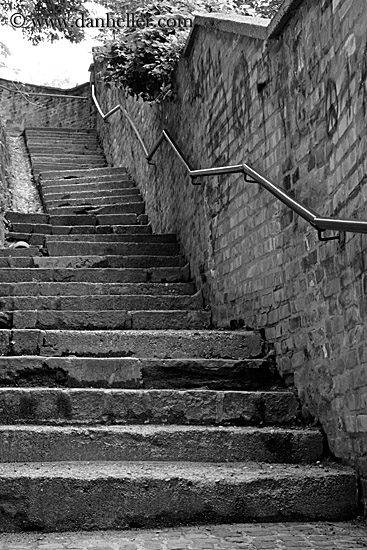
[93,0,367,508]
[0,78,96,130]
[0,117,10,243]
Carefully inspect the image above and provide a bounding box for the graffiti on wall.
[325,78,338,136]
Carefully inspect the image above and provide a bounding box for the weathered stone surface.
[0,425,323,463]
[40,166,128,181]
[0,281,194,296]
[47,201,145,217]
[0,266,189,283]
[5,329,262,359]
[44,241,179,257]
[11,309,211,330]
[0,461,357,531]
[0,255,184,269]
[0,388,298,425]
[1,291,203,310]
[0,356,278,390]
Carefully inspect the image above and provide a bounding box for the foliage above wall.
[95,0,282,103]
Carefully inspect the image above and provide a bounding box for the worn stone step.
[39,166,128,181]
[44,187,140,200]
[0,266,189,283]
[27,145,103,154]
[33,155,106,163]
[0,425,323,463]
[52,213,141,226]
[34,162,107,170]
[7,233,173,246]
[1,292,203,311]
[25,127,97,135]
[45,234,175,243]
[46,194,143,209]
[0,247,39,257]
[0,282,193,296]
[0,255,185,269]
[0,356,279,390]
[8,224,152,235]
[44,242,179,257]
[0,461,357,531]
[43,180,135,194]
[0,388,296,425]
[6,212,144,226]
[26,140,102,149]
[46,201,145,216]
[9,309,211,330]
[41,174,132,188]
[0,329,262,359]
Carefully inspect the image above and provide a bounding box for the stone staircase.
[0,127,358,531]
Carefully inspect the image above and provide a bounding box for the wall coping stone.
[0,76,89,96]
[183,0,306,57]
[267,0,305,38]
[183,13,270,56]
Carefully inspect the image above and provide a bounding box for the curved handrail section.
[91,84,367,240]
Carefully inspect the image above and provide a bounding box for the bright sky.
[0,2,106,88]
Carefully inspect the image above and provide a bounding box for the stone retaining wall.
[0,78,96,130]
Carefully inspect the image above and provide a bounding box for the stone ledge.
[183,0,307,57]
[183,13,270,56]
[267,0,305,38]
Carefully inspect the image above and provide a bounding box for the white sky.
[0,2,106,88]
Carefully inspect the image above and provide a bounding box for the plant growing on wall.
[95,0,281,103]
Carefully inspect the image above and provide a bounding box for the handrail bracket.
[317,229,341,242]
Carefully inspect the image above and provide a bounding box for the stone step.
[33,155,106,163]
[44,242,179,257]
[6,212,146,226]
[25,127,98,135]
[0,292,203,310]
[0,356,277,390]
[0,266,189,283]
[45,234,175,243]
[7,233,171,246]
[34,164,107,175]
[0,461,357,531]
[41,173,132,187]
[0,282,194,296]
[45,194,143,208]
[44,188,140,200]
[34,162,107,170]
[9,309,211,330]
[27,139,102,148]
[0,388,297,425]
[27,145,103,154]
[46,201,145,216]
[39,166,128,181]
[0,425,323,463]
[0,255,185,269]
[8,224,152,235]
[0,329,262,359]
[43,180,135,193]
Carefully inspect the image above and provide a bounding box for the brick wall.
[0,78,96,130]
[0,117,10,244]
[93,0,367,508]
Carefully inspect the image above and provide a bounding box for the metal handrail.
[91,84,367,241]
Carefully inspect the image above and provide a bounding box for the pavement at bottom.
[0,521,366,550]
